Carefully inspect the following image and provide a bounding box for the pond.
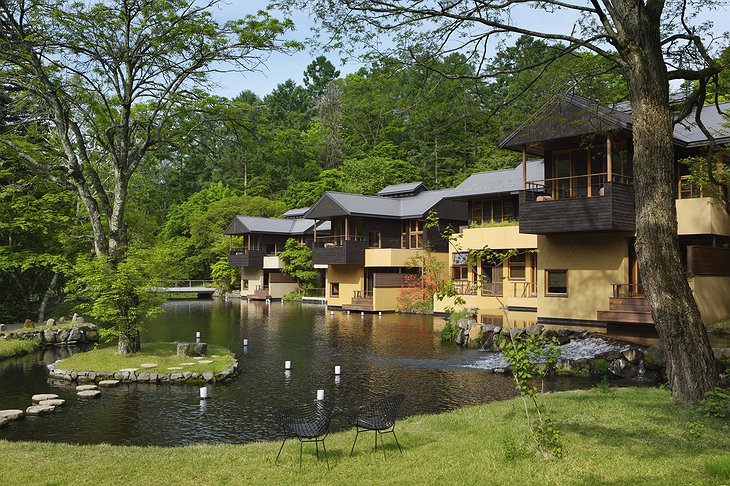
[1,299,616,446]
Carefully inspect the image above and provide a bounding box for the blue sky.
[209,1,730,99]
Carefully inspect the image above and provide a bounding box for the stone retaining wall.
[46,360,238,384]
[0,325,100,347]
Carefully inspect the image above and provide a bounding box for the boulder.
[68,327,82,342]
[191,342,208,356]
[0,409,24,421]
[57,329,70,342]
[85,330,99,342]
[467,325,482,348]
[622,348,643,364]
[176,342,190,357]
[23,319,34,329]
[202,371,214,382]
[45,318,55,327]
[609,358,639,378]
[43,329,57,344]
[456,318,473,330]
[643,344,666,370]
[58,317,66,324]
[137,372,150,382]
[525,325,544,336]
[26,405,55,415]
[32,393,59,403]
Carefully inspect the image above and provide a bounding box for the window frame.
[545,269,568,297]
[330,282,340,298]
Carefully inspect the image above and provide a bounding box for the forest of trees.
[0,28,632,323]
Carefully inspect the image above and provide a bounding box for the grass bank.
[0,387,728,485]
[56,342,235,374]
[0,338,38,360]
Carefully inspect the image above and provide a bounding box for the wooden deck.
[342,297,374,312]
[598,296,658,345]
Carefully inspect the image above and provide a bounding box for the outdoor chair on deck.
[274,400,340,468]
[349,393,405,458]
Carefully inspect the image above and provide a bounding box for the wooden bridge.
[151,280,216,299]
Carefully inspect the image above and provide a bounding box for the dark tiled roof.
[282,207,310,219]
[304,189,455,220]
[224,216,317,235]
[447,161,545,199]
[377,181,428,197]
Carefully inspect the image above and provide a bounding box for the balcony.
[228,248,267,268]
[312,236,368,265]
[519,177,635,234]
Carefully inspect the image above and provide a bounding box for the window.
[241,280,249,290]
[330,282,340,297]
[367,231,381,248]
[452,252,469,281]
[470,198,515,225]
[546,270,568,296]
[408,219,423,249]
[246,234,262,250]
[509,253,526,280]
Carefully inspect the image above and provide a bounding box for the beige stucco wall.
[373,287,402,311]
[263,256,284,269]
[365,248,445,267]
[676,197,730,236]
[536,234,628,321]
[457,225,538,251]
[690,276,730,324]
[326,265,363,307]
[240,268,263,297]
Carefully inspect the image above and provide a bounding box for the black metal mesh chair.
[274,400,340,468]
[349,393,405,458]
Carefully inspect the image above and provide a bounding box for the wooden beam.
[345,216,349,241]
[606,134,613,183]
[313,219,317,241]
[522,145,527,190]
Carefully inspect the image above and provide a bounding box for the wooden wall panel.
[687,246,730,275]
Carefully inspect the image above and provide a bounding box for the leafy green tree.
[340,156,420,194]
[283,169,343,208]
[304,56,341,99]
[278,238,318,289]
[72,253,164,355]
[0,0,296,260]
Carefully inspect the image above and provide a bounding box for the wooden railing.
[526,173,633,200]
[229,247,263,254]
[611,283,644,298]
[314,235,366,248]
[452,281,479,295]
[512,281,538,298]
[156,280,214,288]
[353,290,373,298]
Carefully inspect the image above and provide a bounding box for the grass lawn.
[55,342,235,374]
[0,387,728,485]
[0,338,38,360]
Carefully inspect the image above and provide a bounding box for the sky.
[209,1,730,100]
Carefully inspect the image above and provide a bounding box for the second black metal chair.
[349,393,405,458]
[274,400,340,468]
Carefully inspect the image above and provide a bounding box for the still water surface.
[0,299,606,446]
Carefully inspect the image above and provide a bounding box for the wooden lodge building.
[226,94,730,343]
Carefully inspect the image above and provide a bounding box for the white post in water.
[330,311,334,316]
[243,338,248,347]
[284,360,291,370]
[199,387,209,399]
[378,312,382,317]
[195,331,201,343]
[334,365,341,376]
[346,310,350,315]
[360,311,364,316]
[316,389,325,401]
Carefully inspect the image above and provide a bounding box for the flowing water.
[1,299,625,446]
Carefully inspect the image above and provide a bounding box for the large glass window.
[509,253,526,280]
[469,198,516,225]
[330,282,340,297]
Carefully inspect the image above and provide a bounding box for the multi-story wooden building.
[224,209,329,300]
[439,94,730,343]
[304,184,468,312]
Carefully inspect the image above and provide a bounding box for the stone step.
[98,380,119,387]
[31,393,59,403]
[0,409,24,421]
[38,399,65,407]
[77,390,101,399]
[26,405,55,415]
[76,385,98,392]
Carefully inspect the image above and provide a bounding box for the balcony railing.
[611,283,644,298]
[526,172,632,200]
[512,281,538,298]
[353,290,373,298]
[314,235,366,248]
[229,247,263,254]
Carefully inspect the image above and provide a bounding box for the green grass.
[0,387,728,485]
[469,219,519,228]
[56,342,235,374]
[0,338,38,359]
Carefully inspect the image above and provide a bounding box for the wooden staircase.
[597,297,654,325]
[342,297,374,312]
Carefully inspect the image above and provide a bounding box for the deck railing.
[526,173,633,200]
[156,280,214,288]
[229,247,263,254]
[512,281,538,298]
[353,290,373,299]
[314,235,366,248]
[611,283,644,298]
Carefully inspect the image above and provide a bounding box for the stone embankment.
[47,360,238,385]
[0,315,100,348]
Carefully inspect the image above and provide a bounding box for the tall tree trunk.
[117,329,141,355]
[37,272,58,323]
[621,13,720,403]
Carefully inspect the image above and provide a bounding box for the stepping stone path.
[98,380,120,387]
[167,367,183,370]
[26,405,55,415]
[77,390,101,399]
[198,360,214,364]
[0,409,24,421]
[192,357,205,360]
[179,362,196,366]
[211,355,219,358]
[76,385,98,392]
[139,363,158,369]
[38,399,65,407]
[32,394,59,404]
[119,368,138,373]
